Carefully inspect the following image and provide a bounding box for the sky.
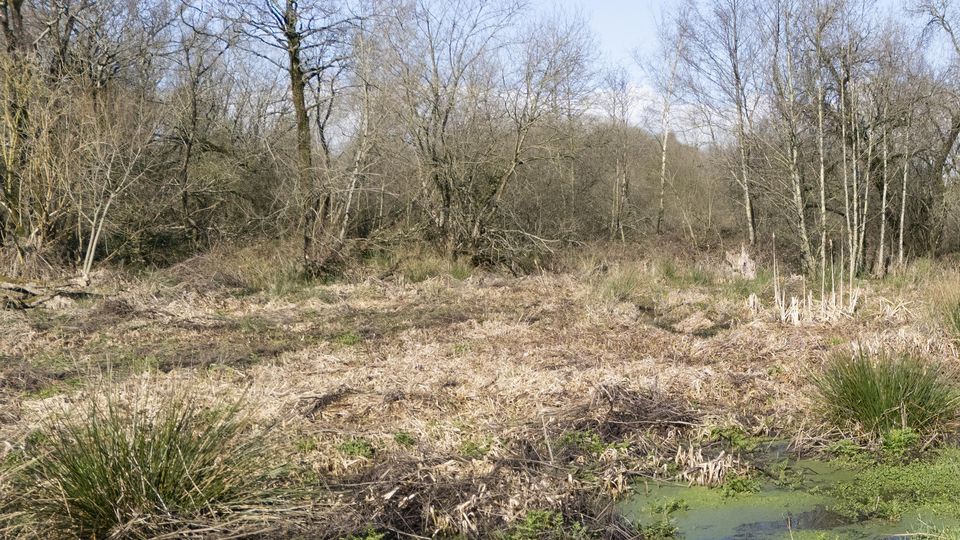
[531,0,661,79]
[529,0,927,137]
[531,0,918,83]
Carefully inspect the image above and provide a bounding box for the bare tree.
[766,0,815,273]
[602,68,632,241]
[230,0,356,273]
[680,0,762,246]
[643,7,687,236]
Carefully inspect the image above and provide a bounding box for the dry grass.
[1,245,957,537]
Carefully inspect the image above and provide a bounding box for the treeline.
[0,0,958,280]
[664,0,960,278]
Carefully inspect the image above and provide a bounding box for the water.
[620,452,960,539]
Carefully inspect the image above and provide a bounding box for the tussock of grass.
[885,258,937,291]
[12,391,277,538]
[155,241,317,297]
[594,265,643,303]
[399,255,473,283]
[815,350,959,436]
[654,257,726,290]
[914,266,960,339]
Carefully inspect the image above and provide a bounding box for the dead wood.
[0,275,95,309]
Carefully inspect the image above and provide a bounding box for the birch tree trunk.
[898,145,910,268]
[875,128,889,277]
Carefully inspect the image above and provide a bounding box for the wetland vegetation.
[2,246,960,538]
[3,0,960,537]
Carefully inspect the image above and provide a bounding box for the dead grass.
[1,244,957,537]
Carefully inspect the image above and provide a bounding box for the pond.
[620,448,960,539]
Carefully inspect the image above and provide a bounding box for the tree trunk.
[817,79,827,291]
[898,146,910,268]
[736,115,755,246]
[281,1,320,272]
[875,129,889,278]
[0,0,26,55]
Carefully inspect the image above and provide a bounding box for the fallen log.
[0,275,95,309]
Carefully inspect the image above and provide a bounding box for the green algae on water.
[621,453,960,539]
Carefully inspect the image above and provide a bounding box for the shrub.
[17,391,274,538]
[815,351,959,436]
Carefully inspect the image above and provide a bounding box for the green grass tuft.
[14,391,274,538]
[399,254,474,283]
[815,350,959,436]
[720,474,761,497]
[595,265,643,303]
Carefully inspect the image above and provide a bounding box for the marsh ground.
[1,245,959,538]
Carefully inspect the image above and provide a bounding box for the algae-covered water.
[621,455,960,539]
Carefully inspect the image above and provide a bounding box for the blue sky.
[531,0,661,76]
[532,0,919,81]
